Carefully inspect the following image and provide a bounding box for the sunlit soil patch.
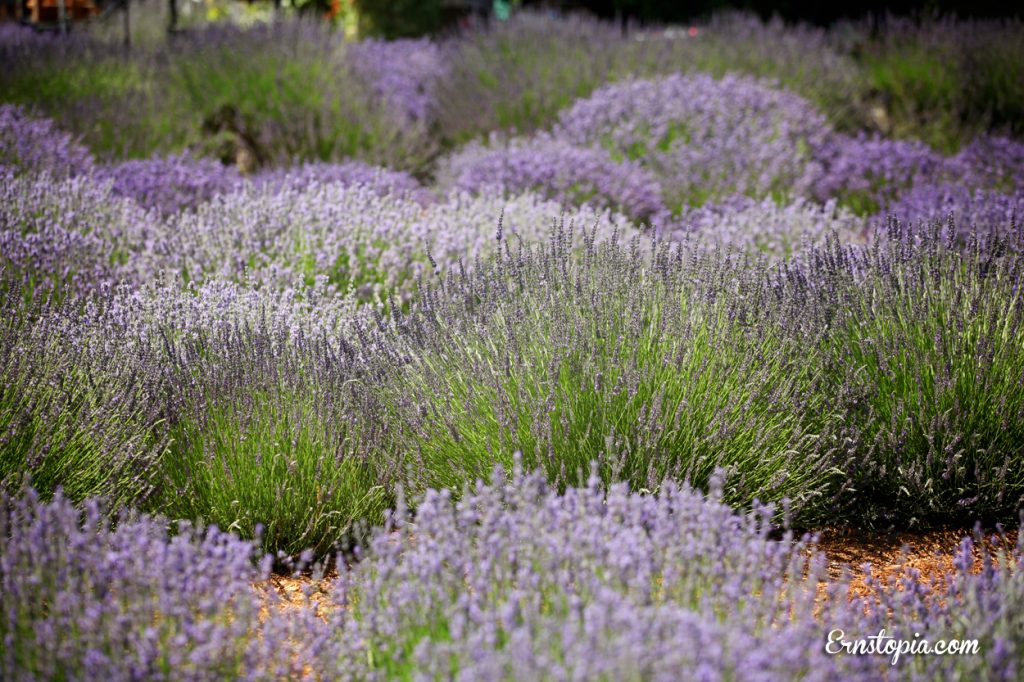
[810,526,1019,608]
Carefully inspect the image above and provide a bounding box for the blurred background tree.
[353,0,443,38]
[556,0,1019,24]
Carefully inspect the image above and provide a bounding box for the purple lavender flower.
[347,38,448,124]
[438,134,669,225]
[881,183,1024,247]
[675,195,868,260]
[943,135,1024,193]
[1,170,158,296]
[553,73,833,211]
[152,182,636,303]
[250,159,431,204]
[0,104,95,178]
[0,487,324,680]
[96,153,243,216]
[809,132,945,214]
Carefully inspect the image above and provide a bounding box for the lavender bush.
[798,221,1024,524]
[942,135,1024,193]
[675,196,868,261]
[359,215,1024,527]
[96,153,243,216]
[250,159,429,203]
[347,38,448,125]
[151,183,636,304]
[6,471,1023,680]
[0,104,95,178]
[0,291,167,508]
[149,280,390,556]
[810,133,945,215]
[368,222,837,517]
[554,73,833,212]
[438,134,669,225]
[629,13,866,131]
[434,12,628,145]
[323,466,1024,680]
[882,184,1024,248]
[0,171,158,300]
[0,486,324,681]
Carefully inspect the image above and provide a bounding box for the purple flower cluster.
[675,196,869,260]
[882,183,1024,246]
[326,467,1024,680]
[553,73,833,211]
[941,135,1024,193]
[811,133,1024,216]
[0,104,95,178]
[0,487,323,681]
[250,159,429,203]
[149,183,635,303]
[347,38,448,124]
[5,471,1023,680]
[0,170,158,297]
[97,153,244,216]
[438,134,669,224]
[810,133,946,214]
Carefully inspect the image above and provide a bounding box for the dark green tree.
[355,0,443,39]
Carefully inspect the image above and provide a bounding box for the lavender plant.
[0,292,168,508]
[250,159,429,202]
[151,281,391,556]
[151,183,636,304]
[848,16,1024,150]
[810,132,945,215]
[437,134,669,225]
[0,104,95,178]
[799,221,1024,524]
[0,170,158,301]
[675,196,869,261]
[434,12,627,145]
[6,471,1024,680]
[553,73,833,212]
[323,465,1024,680]
[882,184,1024,249]
[371,223,838,518]
[347,37,448,125]
[622,12,867,135]
[97,153,243,216]
[0,486,325,681]
[942,135,1024,194]
[0,29,161,160]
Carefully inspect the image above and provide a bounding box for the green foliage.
[861,43,963,151]
[812,229,1024,525]
[381,233,838,521]
[0,304,167,508]
[435,14,627,146]
[355,0,442,39]
[160,386,388,557]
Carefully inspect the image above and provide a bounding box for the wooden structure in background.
[25,0,99,23]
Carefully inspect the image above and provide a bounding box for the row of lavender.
[4,92,1023,268]
[3,112,1023,548]
[3,13,1022,166]
[4,471,1023,680]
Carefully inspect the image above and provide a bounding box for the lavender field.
[2,9,1024,680]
